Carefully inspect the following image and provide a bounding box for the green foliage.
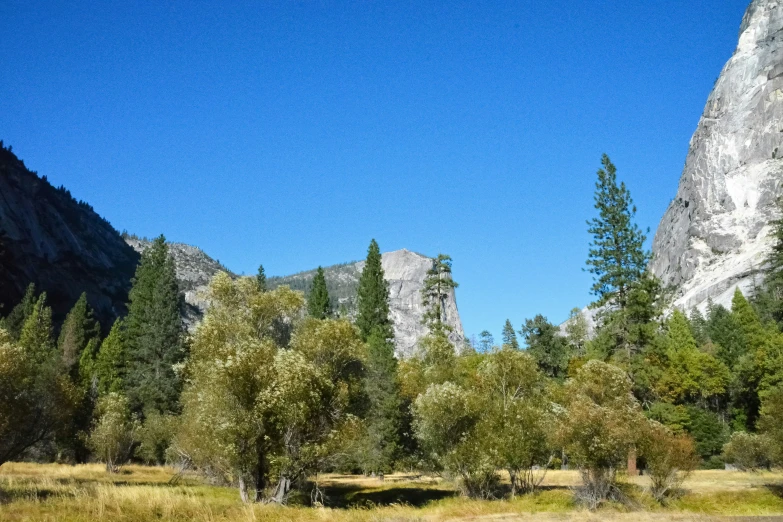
[585,154,649,310]
[0,328,79,466]
[555,360,645,508]
[308,266,332,319]
[0,283,36,341]
[683,406,730,460]
[176,274,364,503]
[421,254,458,336]
[19,292,55,363]
[564,308,588,356]
[92,319,126,395]
[361,328,402,474]
[640,422,699,504]
[478,330,494,352]
[136,411,177,465]
[655,310,729,404]
[521,314,572,380]
[124,235,185,416]
[256,264,267,292]
[58,293,100,381]
[87,393,139,473]
[722,431,772,471]
[501,319,519,349]
[759,384,783,464]
[355,239,393,342]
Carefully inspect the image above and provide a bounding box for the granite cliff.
[0,145,139,326]
[651,0,783,311]
[270,249,464,357]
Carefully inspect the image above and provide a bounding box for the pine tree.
[58,293,100,380]
[761,197,783,323]
[256,264,267,292]
[421,254,458,336]
[586,155,650,309]
[478,330,495,352]
[501,319,520,349]
[355,239,393,341]
[363,327,402,473]
[92,319,126,395]
[19,292,54,363]
[308,267,332,319]
[1,283,36,340]
[521,314,572,380]
[124,235,184,415]
[689,308,710,346]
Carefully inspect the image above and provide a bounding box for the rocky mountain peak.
[651,0,783,310]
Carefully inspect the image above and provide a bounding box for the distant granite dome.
[0,145,138,326]
[270,249,465,357]
[651,0,783,311]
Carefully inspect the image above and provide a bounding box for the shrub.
[722,432,772,471]
[87,393,139,473]
[641,422,699,503]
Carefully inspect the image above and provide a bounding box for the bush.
[87,393,139,473]
[722,432,772,471]
[641,422,699,503]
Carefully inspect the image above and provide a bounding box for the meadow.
[2,463,783,521]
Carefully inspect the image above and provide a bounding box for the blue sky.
[0,0,750,341]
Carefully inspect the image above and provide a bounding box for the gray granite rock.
[651,0,783,311]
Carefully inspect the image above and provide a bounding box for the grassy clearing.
[1,464,783,521]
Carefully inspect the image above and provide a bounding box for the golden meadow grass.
[1,464,783,521]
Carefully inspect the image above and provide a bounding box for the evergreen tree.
[19,292,54,363]
[760,197,783,323]
[256,264,267,292]
[91,319,126,395]
[1,283,36,340]
[355,239,393,341]
[479,330,495,352]
[124,235,184,415]
[58,293,100,380]
[501,319,520,349]
[421,254,458,336]
[585,155,650,309]
[362,327,403,473]
[521,314,571,380]
[689,307,710,347]
[307,266,332,319]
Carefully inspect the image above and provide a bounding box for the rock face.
[125,237,234,328]
[651,0,783,311]
[270,249,464,357]
[0,146,139,326]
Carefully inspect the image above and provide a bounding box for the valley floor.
[1,463,783,521]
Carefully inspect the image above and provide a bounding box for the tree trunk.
[239,476,249,503]
[627,447,638,476]
[271,476,291,504]
[508,469,517,498]
[253,453,267,502]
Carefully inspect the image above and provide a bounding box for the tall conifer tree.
[20,293,55,363]
[501,319,520,349]
[308,267,332,319]
[586,155,649,309]
[256,264,267,292]
[356,239,393,341]
[1,283,36,340]
[421,254,458,336]
[58,293,100,380]
[355,240,401,473]
[124,235,184,415]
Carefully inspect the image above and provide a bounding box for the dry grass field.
[1,463,783,521]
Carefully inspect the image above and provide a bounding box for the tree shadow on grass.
[318,483,457,509]
[764,483,783,498]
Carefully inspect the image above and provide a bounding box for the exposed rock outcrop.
[270,249,464,357]
[0,146,139,326]
[651,0,783,311]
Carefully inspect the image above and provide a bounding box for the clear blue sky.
[0,0,750,341]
